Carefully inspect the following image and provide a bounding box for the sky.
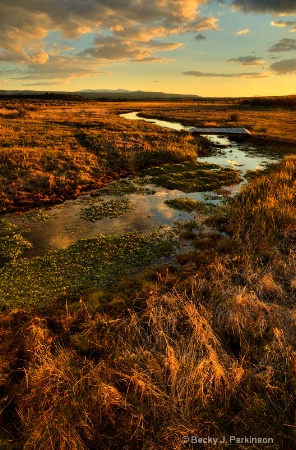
[0,0,296,97]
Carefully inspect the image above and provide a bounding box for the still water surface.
[2,112,279,258]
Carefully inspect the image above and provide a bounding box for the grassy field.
[0,97,295,449]
[0,100,203,213]
[0,97,295,212]
[135,98,296,144]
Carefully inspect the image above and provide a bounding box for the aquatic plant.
[165,197,215,215]
[0,233,32,261]
[80,199,136,222]
[0,228,177,309]
[139,161,242,192]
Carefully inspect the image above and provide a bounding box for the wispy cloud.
[146,40,183,50]
[21,81,67,86]
[195,34,206,41]
[79,36,152,61]
[270,58,296,74]
[189,17,219,32]
[230,0,296,15]
[227,55,264,66]
[270,20,296,32]
[183,70,267,78]
[131,57,168,63]
[268,38,296,52]
[236,29,249,35]
[12,55,107,81]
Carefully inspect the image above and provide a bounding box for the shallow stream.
[1,112,279,259]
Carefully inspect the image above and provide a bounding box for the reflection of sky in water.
[121,112,278,194]
[120,111,187,131]
[201,135,273,176]
[3,113,280,258]
[199,135,277,193]
[5,186,196,258]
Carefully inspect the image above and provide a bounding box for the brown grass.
[0,100,295,449]
[0,100,201,213]
[1,98,295,213]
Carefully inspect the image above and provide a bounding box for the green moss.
[165,198,215,215]
[21,209,50,222]
[0,233,32,261]
[80,199,135,222]
[138,161,242,193]
[0,229,177,309]
[98,180,156,196]
[0,219,18,233]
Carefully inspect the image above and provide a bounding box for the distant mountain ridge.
[0,89,200,100]
[77,89,131,93]
[77,88,200,99]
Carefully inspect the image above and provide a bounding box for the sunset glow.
[0,0,296,96]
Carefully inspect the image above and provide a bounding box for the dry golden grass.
[130,100,296,143]
[1,98,295,212]
[0,100,296,449]
[0,100,204,212]
[3,244,295,448]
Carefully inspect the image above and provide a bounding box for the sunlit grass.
[0,100,204,212]
[0,99,295,449]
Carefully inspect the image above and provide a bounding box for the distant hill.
[0,91,86,101]
[0,89,200,101]
[78,89,131,94]
[77,88,200,100]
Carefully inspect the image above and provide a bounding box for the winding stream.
[1,112,279,259]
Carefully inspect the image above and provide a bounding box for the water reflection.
[200,135,276,193]
[4,186,197,258]
[121,112,278,193]
[2,112,280,258]
[120,111,188,131]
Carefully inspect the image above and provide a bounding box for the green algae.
[98,179,156,196]
[0,219,18,233]
[138,161,242,193]
[0,233,32,261]
[165,198,215,215]
[80,199,136,222]
[0,229,177,309]
[21,209,50,222]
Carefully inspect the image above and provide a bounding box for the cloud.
[236,28,249,35]
[147,40,183,50]
[227,55,264,66]
[183,70,268,78]
[21,81,67,86]
[0,0,218,83]
[270,20,296,32]
[79,36,153,61]
[131,57,168,63]
[12,55,107,81]
[189,17,219,32]
[80,36,178,62]
[229,0,296,15]
[270,58,296,74]
[29,50,49,64]
[268,38,296,52]
[195,34,206,41]
[0,0,212,59]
